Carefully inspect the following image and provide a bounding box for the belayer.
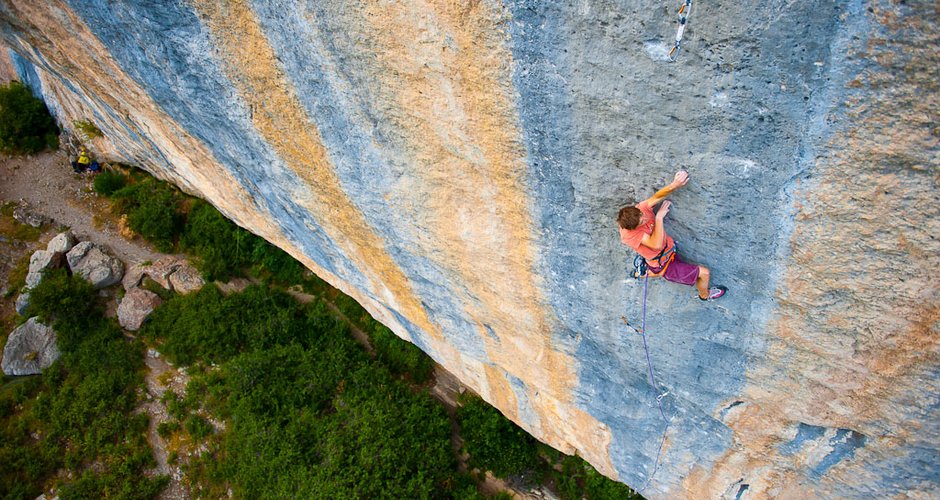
[618,170,727,301]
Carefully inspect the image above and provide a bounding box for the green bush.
[1,271,166,498]
[180,200,305,284]
[456,393,539,478]
[73,119,103,139]
[370,323,434,383]
[0,81,58,154]
[93,169,127,196]
[112,179,182,252]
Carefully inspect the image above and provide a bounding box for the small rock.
[66,241,124,289]
[12,205,47,228]
[46,231,76,254]
[145,256,181,290]
[168,263,205,295]
[14,292,30,315]
[25,249,64,289]
[117,288,162,331]
[2,317,60,376]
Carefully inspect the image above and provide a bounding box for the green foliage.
[0,271,166,498]
[112,179,182,252]
[370,323,434,383]
[73,119,103,139]
[180,200,305,283]
[142,284,461,498]
[93,169,128,196]
[549,454,642,500]
[456,393,539,478]
[141,284,339,366]
[0,81,58,155]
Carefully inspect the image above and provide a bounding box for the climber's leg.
[694,266,710,299]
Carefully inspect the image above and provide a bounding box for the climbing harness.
[623,269,675,491]
[667,0,693,61]
[631,243,677,279]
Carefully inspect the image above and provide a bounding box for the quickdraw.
[667,0,692,61]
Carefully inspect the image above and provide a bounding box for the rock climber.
[72,147,91,173]
[617,170,727,301]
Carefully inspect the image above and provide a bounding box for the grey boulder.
[167,262,205,294]
[46,231,76,254]
[66,241,124,289]
[117,288,162,331]
[24,249,64,289]
[12,205,47,228]
[2,317,60,376]
[14,292,30,316]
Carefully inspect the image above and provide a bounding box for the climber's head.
[617,206,643,230]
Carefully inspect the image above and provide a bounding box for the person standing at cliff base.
[618,170,727,301]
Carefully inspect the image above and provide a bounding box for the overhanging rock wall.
[1,1,936,497]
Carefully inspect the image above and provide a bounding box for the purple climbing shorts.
[649,254,700,286]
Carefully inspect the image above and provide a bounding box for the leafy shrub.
[141,284,340,366]
[456,393,539,478]
[73,119,103,139]
[180,200,305,284]
[1,270,166,498]
[93,169,127,196]
[370,323,434,383]
[184,415,213,440]
[0,81,58,154]
[112,179,182,252]
[549,454,642,500]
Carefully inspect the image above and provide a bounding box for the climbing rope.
[622,274,674,492]
[668,0,693,61]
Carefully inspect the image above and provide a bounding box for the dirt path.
[0,150,162,266]
[140,348,190,500]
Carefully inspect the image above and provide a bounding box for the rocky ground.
[0,150,188,499]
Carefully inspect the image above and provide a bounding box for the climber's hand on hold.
[657,200,671,219]
[671,170,689,188]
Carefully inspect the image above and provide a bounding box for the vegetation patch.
[0,201,43,242]
[142,284,462,498]
[0,269,166,498]
[0,81,59,155]
[72,119,103,139]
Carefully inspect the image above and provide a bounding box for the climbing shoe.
[699,285,728,301]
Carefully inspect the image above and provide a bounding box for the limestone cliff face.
[1,1,936,497]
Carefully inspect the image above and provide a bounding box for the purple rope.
[639,275,670,491]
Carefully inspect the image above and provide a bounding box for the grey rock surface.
[12,204,47,228]
[167,263,204,295]
[2,317,59,376]
[14,292,29,316]
[66,241,124,289]
[46,231,76,254]
[117,287,162,331]
[24,249,63,289]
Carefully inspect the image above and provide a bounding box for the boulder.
[66,241,124,289]
[167,262,205,294]
[12,205,47,228]
[123,257,204,294]
[14,292,29,316]
[24,249,64,289]
[2,317,60,376]
[144,256,181,290]
[46,231,76,254]
[117,288,162,331]
[122,263,146,290]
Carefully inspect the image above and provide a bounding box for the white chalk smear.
[643,40,672,62]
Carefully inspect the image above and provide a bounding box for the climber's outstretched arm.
[644,170,689,207]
